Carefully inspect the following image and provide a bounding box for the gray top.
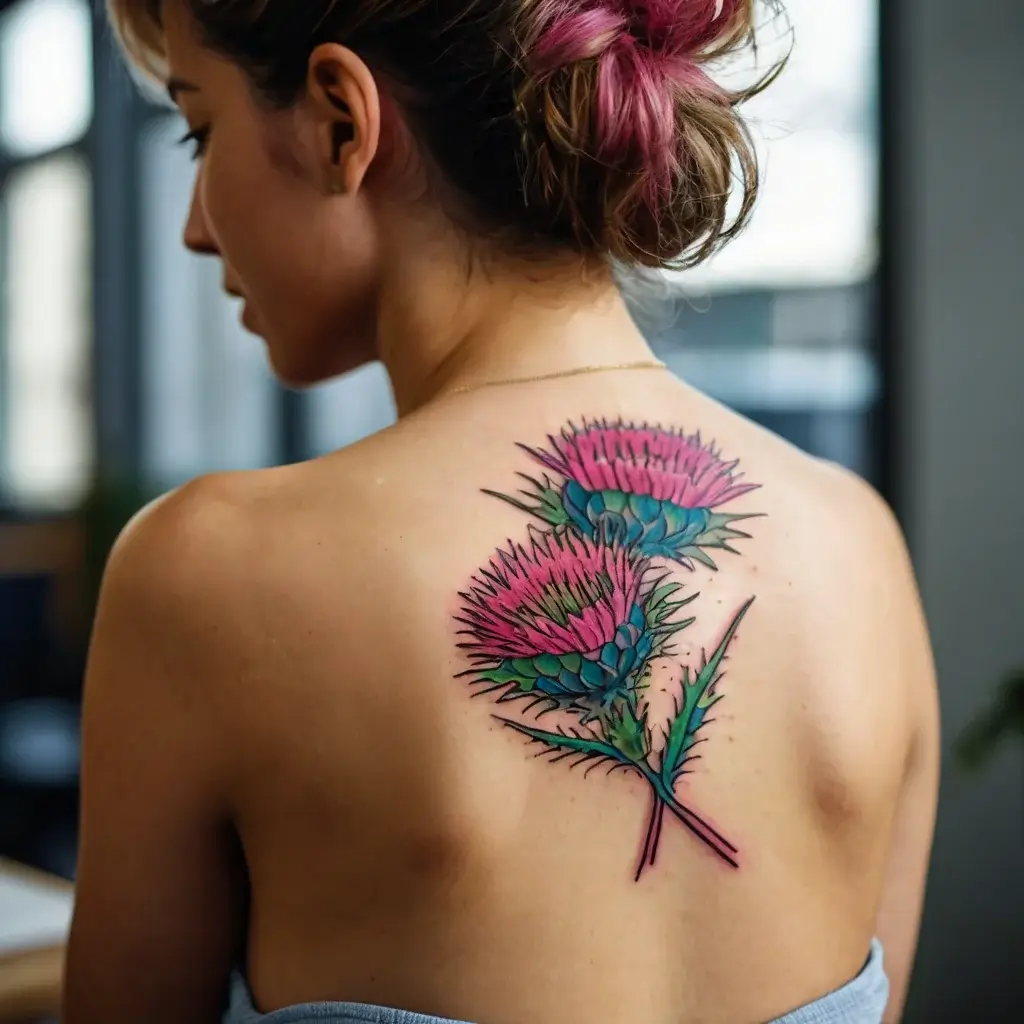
[223,938,889,1024]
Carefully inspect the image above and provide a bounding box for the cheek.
[199,121,296,258]
[262,113,314,181]
[197,120,324,322]
[197,114,381,375]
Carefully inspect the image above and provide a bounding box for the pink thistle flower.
[487,420,762,570]
[523,419,758,510]
[457,530,644,661]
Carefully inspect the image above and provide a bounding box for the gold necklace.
[448,358,668,395]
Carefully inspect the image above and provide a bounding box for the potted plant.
[955,669,1024,770]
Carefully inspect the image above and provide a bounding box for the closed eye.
[177,125,210,161]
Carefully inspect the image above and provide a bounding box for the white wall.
[899,2,1024,1018]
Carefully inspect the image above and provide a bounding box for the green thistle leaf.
[650,616,696,635]
[691,512,762,557]
[646,582,685,614]
[496,717,639,770]
[661,597,755,786]
[679,546,719,570]
[476,665,532,688]
[604,700,651,762]
[646,581,699,625]
[481,478,570,527]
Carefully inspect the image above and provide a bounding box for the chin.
[263,334,376,389]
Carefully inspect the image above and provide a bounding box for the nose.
[183,179,218,256]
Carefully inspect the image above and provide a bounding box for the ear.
[306,44,381,196]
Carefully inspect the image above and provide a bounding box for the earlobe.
[307,44,381,197]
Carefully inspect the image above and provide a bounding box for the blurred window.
[0,0,92,158]
[0,0,94,512]
[303,1,882,478]
[138,115,280,489]
[656,0,881,481]
[682,0,878,291]
[305,364,396,457]
[2,157,92,509]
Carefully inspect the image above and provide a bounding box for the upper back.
[184,374,923,1024]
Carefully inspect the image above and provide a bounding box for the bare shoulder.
[765,449,937,743]
[103,469,285,614]
[93,465,345,680]
[801,457,921,605]
[96,457,396,687]
[811,458,903,541]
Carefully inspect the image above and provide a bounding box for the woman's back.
[65,0,937,1019]
[170,373,932,1024]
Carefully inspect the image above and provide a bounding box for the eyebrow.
[166,77,199,103]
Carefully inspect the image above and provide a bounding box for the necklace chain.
[448,359,668,395]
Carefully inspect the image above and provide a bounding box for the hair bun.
[632,0,733,57]
[109,0,783,274]
[531,0,736,72]
[516,0,782,269]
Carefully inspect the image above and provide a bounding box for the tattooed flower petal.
[525,419,758,509]
[458,531,643,660]
[500,419,761,568]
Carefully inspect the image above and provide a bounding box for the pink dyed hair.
[112,0,780,269]
[529,0,741,188]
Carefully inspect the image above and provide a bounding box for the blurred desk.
[0,858,72,1022]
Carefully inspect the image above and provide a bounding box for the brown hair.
[109,0,788,269]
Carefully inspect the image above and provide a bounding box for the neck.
[373,232,657,416]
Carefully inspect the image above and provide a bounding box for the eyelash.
[177,125,210,161]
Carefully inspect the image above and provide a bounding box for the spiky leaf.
[496,717,640,770]
[481,478,570,527]
[475,665,535,691]
[604,699,651,762]
[661,597,755,785]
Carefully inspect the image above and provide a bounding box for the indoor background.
[0,0,1020,1019]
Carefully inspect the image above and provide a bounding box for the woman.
[64,1,938,1022]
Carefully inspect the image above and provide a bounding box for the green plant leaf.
[495,717,639,770]
[651,616,696,635]
[604,699,651,762]
[661,597,755,786]
[646,583,697,617]
[476,665,531,687]
[481,484,569,526]
[680,546,719,570]
[955,670,1024,771]
[647,582,684,610]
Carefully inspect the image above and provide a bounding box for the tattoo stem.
[649,798,666,867]
[635,785,662,882]
[635,776,736,880]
